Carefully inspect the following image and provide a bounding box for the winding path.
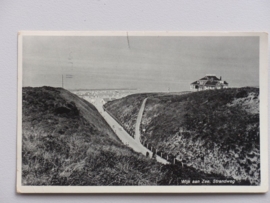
[82,97,169,165]
[134,98,147,142]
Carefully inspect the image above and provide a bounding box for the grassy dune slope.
[22,87,164,185]
[105,87,260,185]
[22,86,234,186]
[104,93,159,137]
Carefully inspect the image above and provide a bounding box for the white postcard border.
[17,31,268,193]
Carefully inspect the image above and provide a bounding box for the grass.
[22,86,240,186]
[22,87,165,185]
[104,87,260,185]
[104,93,160,137]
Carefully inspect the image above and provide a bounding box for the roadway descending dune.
[22,86,163,185]
[104,87,260,185]
[104,93,160,137]
[22,86,233,186]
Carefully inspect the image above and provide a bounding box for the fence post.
[160,152,162,158]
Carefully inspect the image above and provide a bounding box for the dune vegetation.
[22,87,165,185]
[104,93,159,137]
[105,87,260,185]
[23,86,235,186]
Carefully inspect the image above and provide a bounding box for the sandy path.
[134,98,147,142]
[82,97,169,165]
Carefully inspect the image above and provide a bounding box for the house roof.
[190,75,229,87]
[191,80,208,85]
[199,76,220,81]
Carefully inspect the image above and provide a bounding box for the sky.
[22,35,259,92]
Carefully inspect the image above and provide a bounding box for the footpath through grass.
[105,87,260,185]
[22,86,242,186]
[22,87,163,185]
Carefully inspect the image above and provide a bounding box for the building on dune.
[190,74,229,91]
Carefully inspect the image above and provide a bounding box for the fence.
[104,106,184,167]
[142,141,184,166]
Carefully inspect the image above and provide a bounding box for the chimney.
[220,76,222,80]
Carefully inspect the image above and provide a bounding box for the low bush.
[22,87,163,185]
[105,87,260,185]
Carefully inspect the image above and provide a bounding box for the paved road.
[134,98,147,142]
[82,97,169,165]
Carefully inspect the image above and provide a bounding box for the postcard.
[17,31,268,193]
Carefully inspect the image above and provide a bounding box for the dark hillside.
[22,87,165,185]
[59,88,120,142]
[105,87,260,185]
[23,86,119,142]
[22,86,238,186]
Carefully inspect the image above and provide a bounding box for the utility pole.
[62,74,64,88]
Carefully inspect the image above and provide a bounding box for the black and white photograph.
[17,32,268,193]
